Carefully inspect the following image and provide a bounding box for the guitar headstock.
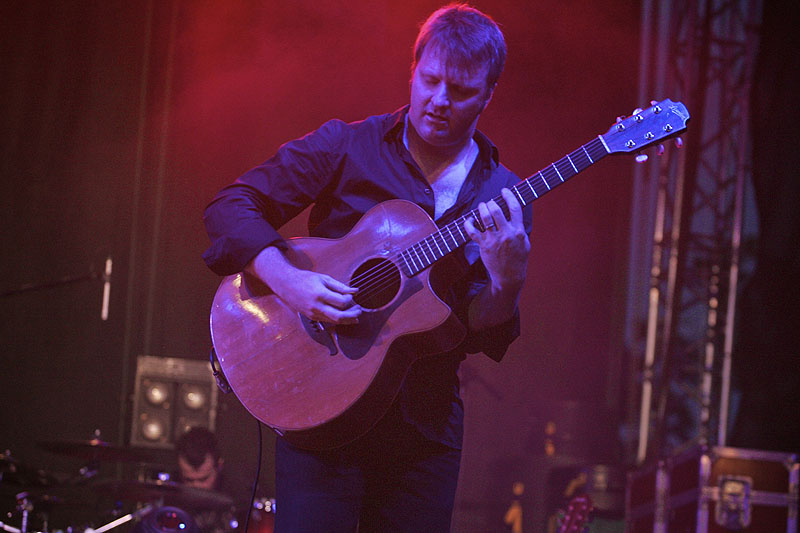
[558,494,594,533]
[602,98,690,154]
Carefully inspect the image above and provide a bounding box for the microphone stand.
[0,257,112,321]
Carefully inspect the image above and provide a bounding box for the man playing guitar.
[203,4,531,531]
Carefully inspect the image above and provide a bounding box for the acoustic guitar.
[210,99,690,449]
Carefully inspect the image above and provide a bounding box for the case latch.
[715,475,752,529]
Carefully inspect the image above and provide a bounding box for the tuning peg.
[615,115,625,123]
[657,144,665,156]
[650,100,659,106]
[635,152,649,163]
[632,107,643,115]
[675,136,684,148]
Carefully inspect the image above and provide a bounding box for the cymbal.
[4,486,102,512]
[1,450,20,473]
[91,479,234,510]
[38,439,158,463]
[0,451,54,488]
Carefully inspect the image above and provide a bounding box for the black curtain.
[730,2,800,453]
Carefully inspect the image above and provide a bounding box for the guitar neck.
[398,136,610,276]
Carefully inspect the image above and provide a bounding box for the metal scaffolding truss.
[623,0,762,465]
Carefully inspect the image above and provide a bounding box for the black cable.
[242,419,263,533]
[209,347,232,394]
[208,347,262,530]
[1,271,99,298]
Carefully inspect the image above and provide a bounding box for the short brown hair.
[175,426,220,468]
[412,4,507,90]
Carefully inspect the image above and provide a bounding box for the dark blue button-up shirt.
[203,106,531,448]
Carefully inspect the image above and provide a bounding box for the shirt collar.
[382,105,501,166]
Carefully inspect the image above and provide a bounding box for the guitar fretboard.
[397,136,610,276]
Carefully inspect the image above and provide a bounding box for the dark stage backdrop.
[1,1,639,529]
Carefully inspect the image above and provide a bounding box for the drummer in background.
[175,427,224,491]
[175,427,238,532]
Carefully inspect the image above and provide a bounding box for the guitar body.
[210,199,466,450]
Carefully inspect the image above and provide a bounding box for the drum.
[131,506,199,533]
[249,499,275,533]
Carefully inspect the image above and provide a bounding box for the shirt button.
[424,188,432,195]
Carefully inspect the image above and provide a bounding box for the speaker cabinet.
[130,355,218,448]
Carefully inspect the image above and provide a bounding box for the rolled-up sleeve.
[450,258,521,362]
[448,178,532,362]
[202,119,346,275]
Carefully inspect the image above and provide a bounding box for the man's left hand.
[464,188,530,292]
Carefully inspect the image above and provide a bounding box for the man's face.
[409,46,492,149]
[178,453,220,490]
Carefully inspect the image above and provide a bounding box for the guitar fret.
[552,163,564,182]
[442,229,453,252]
[597,134,611,153]
[423,241,435,263]
[559,158,576,178]
[445,223,456,244]
[539,171,551,190]
[432,234,444,256]
[582,145,594,163]
[454,221,466,242]
[402,250,414,273]
[419,245,429,267]
[525,179,539,198]
[408,250,420,274]
[567,154,579,173]
[416,245,429,267]
[409,248,421,271]
[410,245,421,267]
[416,244,428,265]
[440,225,452,250]
[512,187,526,206]
[591,139,608,161]
[571,149,589,171]
[399,251,412,275]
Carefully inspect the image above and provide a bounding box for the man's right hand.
[246,246,362,325]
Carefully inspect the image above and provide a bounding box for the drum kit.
[1,439,273,533]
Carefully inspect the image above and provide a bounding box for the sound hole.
[350,258,401,310]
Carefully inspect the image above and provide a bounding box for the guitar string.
[345,215,471,286]
[347,199,520,300]
[327,131,671,304]
[347,212,476,293]
[344,139,606,297]
[348,196,510,289]
[306,121,661,299]
[348,176,558,296]
[348,212,482,303]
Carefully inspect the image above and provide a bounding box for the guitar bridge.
[300,316,339,356]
